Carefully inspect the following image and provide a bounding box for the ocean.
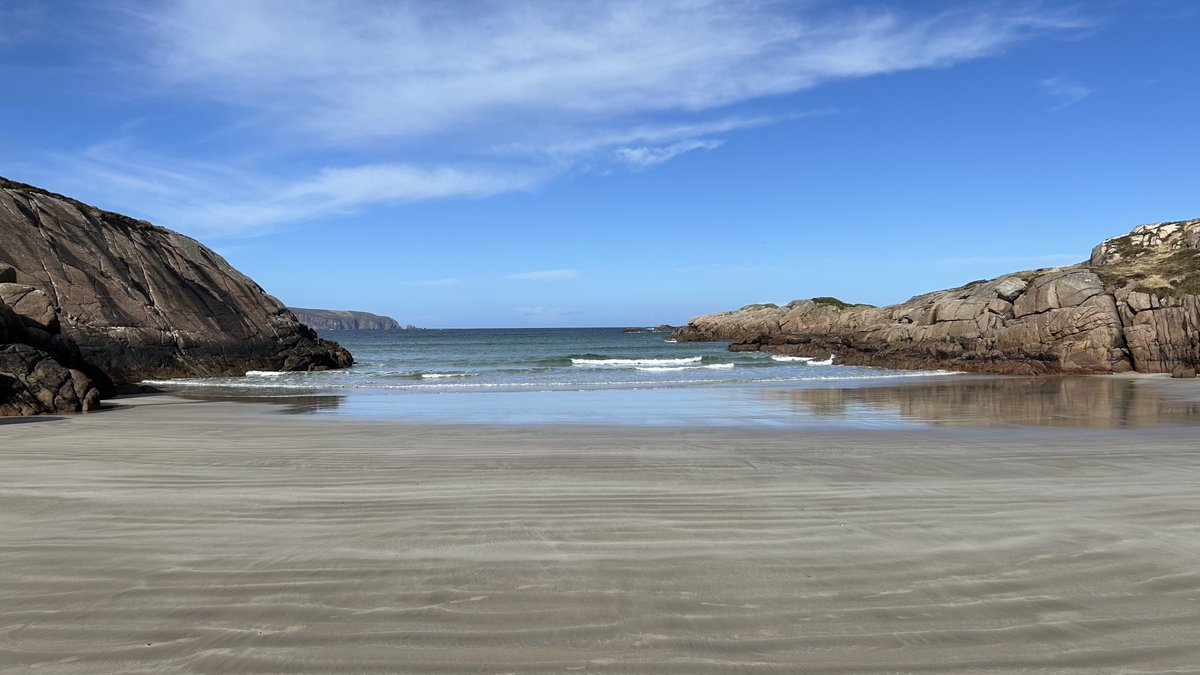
[142,327,1200,429]
[142,327,966,427]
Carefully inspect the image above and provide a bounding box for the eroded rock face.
[0,177,353,388]
[1,278,102,415]
[672,219,1200,375]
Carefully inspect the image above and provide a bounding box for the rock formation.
[671,219,1200,376]
[1,177,353,413]
[289,307,402,331]
[1,263,104,415]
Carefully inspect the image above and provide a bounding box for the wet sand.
[3,391,1200,673]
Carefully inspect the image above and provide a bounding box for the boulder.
[0,283,59,333]
[1,287,102,415]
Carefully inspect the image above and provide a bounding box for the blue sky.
[1,1,1197,327]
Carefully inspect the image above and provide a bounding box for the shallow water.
[145,329,1200,429]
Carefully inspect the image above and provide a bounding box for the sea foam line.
[636,363,734,372]
[139,367,964,392]
[771,355,813,362]
[572,356,702,367]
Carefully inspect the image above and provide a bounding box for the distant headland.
[289,308,410,331]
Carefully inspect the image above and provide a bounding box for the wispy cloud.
[46,1,1087,234]
[1039,77,1092,110]
[38,141,545,237]
[505,269,580,282]
[615,139,725,169]
[134,2,1085,143]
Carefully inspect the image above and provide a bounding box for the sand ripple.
[2,396,1200,672]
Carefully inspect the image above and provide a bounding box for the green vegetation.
[811,296,851,309]
[740,303,778,310]
[1105,236,1150,261]
[1091,246,1200,298]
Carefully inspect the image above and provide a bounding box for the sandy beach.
[4,390,1200,673]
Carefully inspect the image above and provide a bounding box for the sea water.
[142,327,968,427]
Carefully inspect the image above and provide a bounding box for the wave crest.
[572,356,702,367]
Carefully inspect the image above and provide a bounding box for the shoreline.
[136,370,1200,431]
[4,394,1200,672]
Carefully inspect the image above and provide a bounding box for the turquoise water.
[144,327,956,393]
[143,327,965,427]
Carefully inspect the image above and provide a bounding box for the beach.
[4,382,1200,673]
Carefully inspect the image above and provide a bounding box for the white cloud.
[53,1,1086,234]
[38,142,544,237]
[505,269,580,281]
[135,2,1084,144]
[615,139,724,169]
[1039,77,1092,110]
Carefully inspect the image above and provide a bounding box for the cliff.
[289,307,402,331]
[671,219,1200,376]
[0,176,353,411]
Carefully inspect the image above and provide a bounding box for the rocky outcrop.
[1,263,104,415]
[671,219,1200,376]
[0,177,353,398]
[288,307,402,331]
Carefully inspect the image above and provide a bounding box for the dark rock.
[0,176,352,388]
[1,284,102,415]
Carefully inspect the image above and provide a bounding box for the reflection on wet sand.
[769,376,1200,428]
[174,392,347,415]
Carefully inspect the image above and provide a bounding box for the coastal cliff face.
[671,219,1200,376]
[289,307,402,331]
[0,177,352,403]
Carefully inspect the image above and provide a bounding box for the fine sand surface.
[3,393,1200,673]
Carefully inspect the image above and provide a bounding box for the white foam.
[421,372,468,379]
[636,363,735,372]
[771,355,813,362]
[245,370,287,377]
[572,356,702,367]
[806,355,835,366]
[663,339,678,343]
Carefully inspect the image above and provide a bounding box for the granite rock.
[0,177,353,387]
[672,218,1200,375]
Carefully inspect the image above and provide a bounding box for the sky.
[1,0,1197,328]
